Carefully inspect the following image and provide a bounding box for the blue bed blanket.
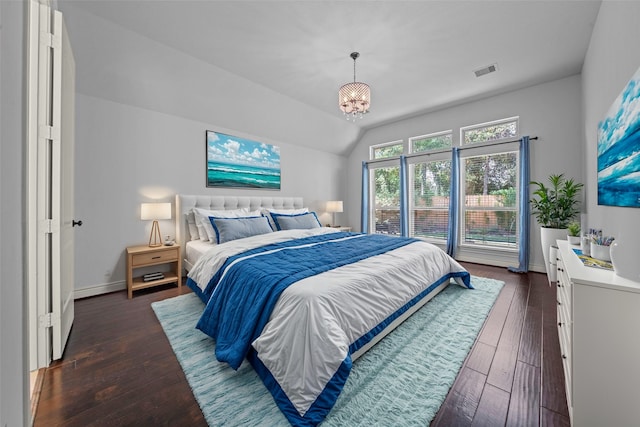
[187,229,472,426]
[195,232,418,370]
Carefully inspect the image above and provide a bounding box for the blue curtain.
[399,156,409,237]
[361,161,369,233]
[508,136,531,273]
[446,147,460,256]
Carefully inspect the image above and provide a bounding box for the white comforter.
[188,228,470,424]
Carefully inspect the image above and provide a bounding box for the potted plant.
[530,173,584,281]
[567,221,581,245]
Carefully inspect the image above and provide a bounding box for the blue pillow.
[209,216,273,244]
[271,212,321,231]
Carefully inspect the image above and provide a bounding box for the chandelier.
[338,52,371,121]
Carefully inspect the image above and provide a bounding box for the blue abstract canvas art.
[206,130,281,189]
[597,66,640,207]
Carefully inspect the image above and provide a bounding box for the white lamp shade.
[140,202,172,220]
[326,201,344,213]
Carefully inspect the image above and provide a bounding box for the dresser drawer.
[557,306,571,357]
[131,248,178,266]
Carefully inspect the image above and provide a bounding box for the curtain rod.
[365,136,537,165]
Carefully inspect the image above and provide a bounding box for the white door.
[31,2,76,364]
[52,9,76,360]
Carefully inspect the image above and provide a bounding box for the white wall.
[0,1,28,425]
[581,1,640,249]
[347,75,584,272]
[57,5,351,296]
[74,94,347,296]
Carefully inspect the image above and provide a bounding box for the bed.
[175,194,471,426]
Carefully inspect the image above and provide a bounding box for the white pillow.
[185,211,200,241]
[261,207,309,230]
[193,208,260,242]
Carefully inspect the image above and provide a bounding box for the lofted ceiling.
[59,0,601,133]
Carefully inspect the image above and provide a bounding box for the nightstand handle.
[152,256,161,260]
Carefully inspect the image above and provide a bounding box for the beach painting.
[597,65,640,207]
[206,130,281,189]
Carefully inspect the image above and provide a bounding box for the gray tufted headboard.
[175,194,304,269]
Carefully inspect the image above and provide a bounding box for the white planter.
[567,235,581,245]
[540,227,567,284]
[610,240,640,282]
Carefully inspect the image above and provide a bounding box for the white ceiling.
[60,0,601,130]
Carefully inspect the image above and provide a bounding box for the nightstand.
[126,244,182,299]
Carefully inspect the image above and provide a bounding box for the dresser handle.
[152,256,161,260]
[557,300,562,306]
[558,322,562,327]
[562,354,567,359]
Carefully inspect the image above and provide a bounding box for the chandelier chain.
[353,53,357,82]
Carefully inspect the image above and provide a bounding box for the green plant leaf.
[530,173,583,228]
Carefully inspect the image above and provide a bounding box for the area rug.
[152,276,504,426]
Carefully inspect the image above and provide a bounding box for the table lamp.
[326,200,343,227]
[141,202,172,247]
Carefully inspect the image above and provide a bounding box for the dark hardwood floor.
[34,263,569,426]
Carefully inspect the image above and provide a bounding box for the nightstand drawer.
[131,248,178,266]
[126,244,181,299]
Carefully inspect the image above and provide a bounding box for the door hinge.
[40,219,53,234]
[41,31,54,48]
[39,219,60,234]
[41,30,61,49]
[39,125,61,142]
[39,312,59,328]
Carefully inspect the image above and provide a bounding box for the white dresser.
[556,240,640,426]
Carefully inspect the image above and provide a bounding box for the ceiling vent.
[474,63,498,78]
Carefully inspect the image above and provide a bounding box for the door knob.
[72,220,83,227]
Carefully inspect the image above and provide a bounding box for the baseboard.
[456,254,547,275]
[528,263,547,274]
[74,280,126,300]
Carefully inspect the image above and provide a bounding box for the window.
[408,131,453,241]
[460,117,519,248]
[462,152,518,247]
[365,117,520,254]
[371,140,403,159]
[410,131,452,153]
[462,117,518,145]
[409,159,451,240]
[370,141,403,235]
[368,165,400,235]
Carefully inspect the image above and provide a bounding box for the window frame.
[406,150,452,243]
[370,140,404,160]
[460,116,519,146]
[457,117,520,251]
[409,130,453,154]
[368,157,402,235]
[458,146,520,250]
